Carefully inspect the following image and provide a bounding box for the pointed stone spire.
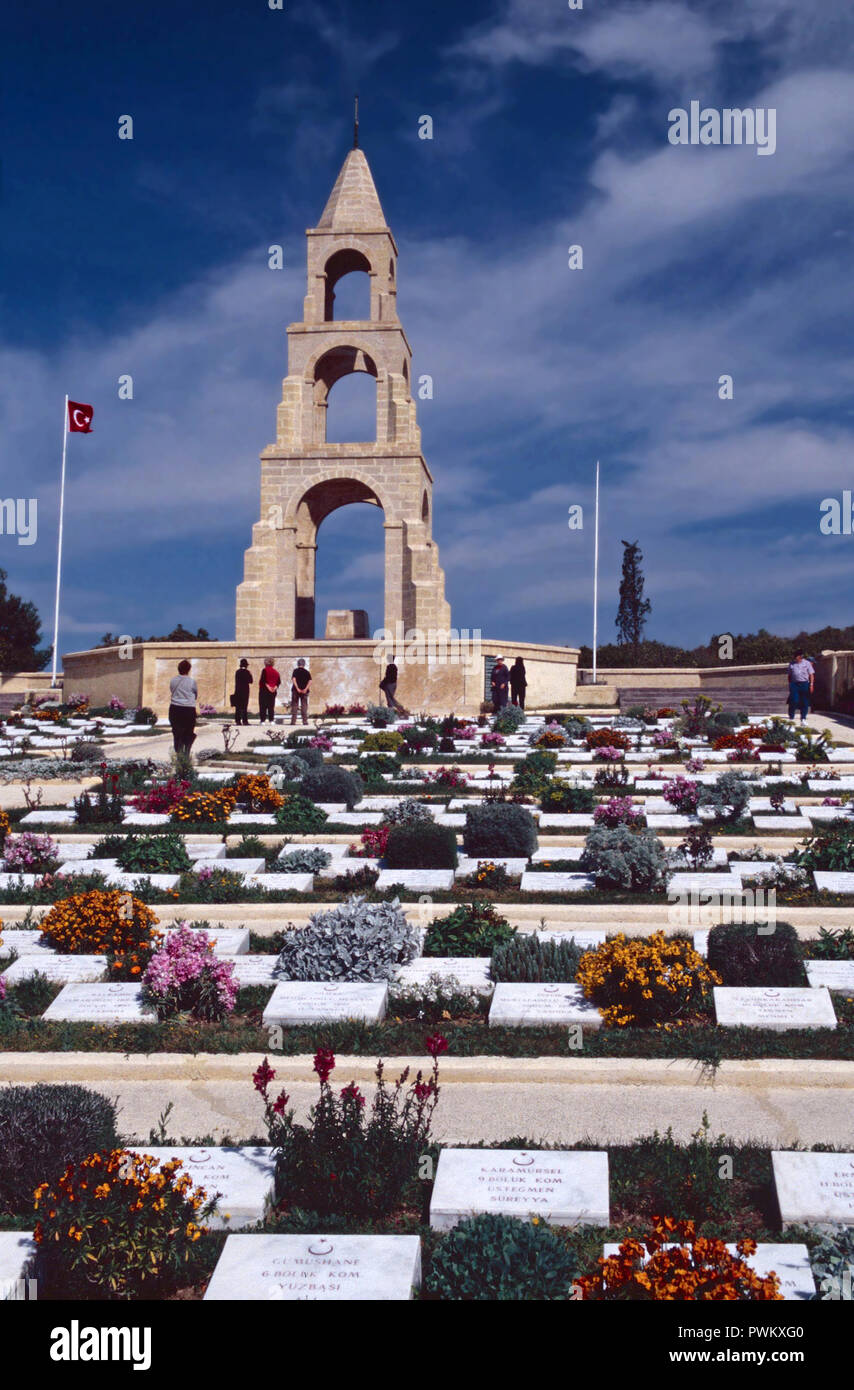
[316,148,388,232]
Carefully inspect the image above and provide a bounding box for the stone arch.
[310,344,379,445]
[323,248,372,321]
[289,473,388,639]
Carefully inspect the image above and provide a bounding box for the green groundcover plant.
[424,901,516,957]
[427,1213,581,1301]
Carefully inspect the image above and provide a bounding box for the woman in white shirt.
[169,659,198,753]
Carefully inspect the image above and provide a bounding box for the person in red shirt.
[259,658,281,723]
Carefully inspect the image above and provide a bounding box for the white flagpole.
[592,460,600,685]
[51,395,69,689]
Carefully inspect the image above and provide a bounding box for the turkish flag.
[68,400,93,433]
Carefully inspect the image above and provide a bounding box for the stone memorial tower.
[236,138,451,643]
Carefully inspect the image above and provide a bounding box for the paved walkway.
[2,1054,850,1147]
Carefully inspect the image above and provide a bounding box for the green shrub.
[427,1213,580,1301]
[511,750,558,796]
[385,823,458,869]
[114,833,192,874]
[300,765,364,810]
[383,797,433,827]
[539,780,595,813]
[705,712,746,739]
[810,1227,854,1301]
[69,740,102,762]
[0,1084,120,1216]
[698,771,751,823]
[490,933,584,983]
[266,753,314,778]
[424,902,515,957]
[275,795,329,833]
[134,707,158,726]
[404,727,437,752]
[463,803,538,859]
[73,783,124,825]
[359,752,400,784]
[808,926,854,960]
[275,896,420,981]
[579,825,667,891]
[561,717,591,738]
[367,703,398,727]
[707,921,805,987]
[360,730,404,752]
[278,847,332,873]
[797,820,854,872]
[492,704,526,734]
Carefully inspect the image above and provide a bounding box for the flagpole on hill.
[51,396,69,689]
[592,459,600,686]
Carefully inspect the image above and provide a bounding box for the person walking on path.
[168,659,198,754]
[290,658,311,725]
[509,657,527,710]
[259,657,281,724]
[379,661,407,714]
[490,655,510,711]
[787,650,815,722]
[232,658,253,726]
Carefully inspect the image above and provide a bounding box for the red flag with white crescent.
[68,400,93,433]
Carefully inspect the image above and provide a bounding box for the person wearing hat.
[787,650,814,722]
[290,657,312,725]
[490,655,510,711]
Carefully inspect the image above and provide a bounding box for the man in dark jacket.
[233,658,253,725]
[490,655,510,710]
[290,658,311,725]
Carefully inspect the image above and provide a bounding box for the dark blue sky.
[2,0,854,657]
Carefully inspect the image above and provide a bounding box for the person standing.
[490,655,510,711]
[290,657,311,725]
[232,658,253,726]
[379,661,407,714]
[259,657,281,724]
[509,657,527,710]
[787,650,815,722]
[168,659,198,754]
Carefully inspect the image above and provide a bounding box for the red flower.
[253,1057,276,1095]
[425,1034,448,1058]
[414,1081,434,1101]
[340,1082,365,1108]
[272,1089,290,1115]
[313,1047,336,1083]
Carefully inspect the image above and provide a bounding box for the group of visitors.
[164,647,816,753]
[230,657,312,727]
[489,656,527,710]
[167,657,313,752]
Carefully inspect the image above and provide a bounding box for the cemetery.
[3,121,853,1322]
[2,696,854,1302]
